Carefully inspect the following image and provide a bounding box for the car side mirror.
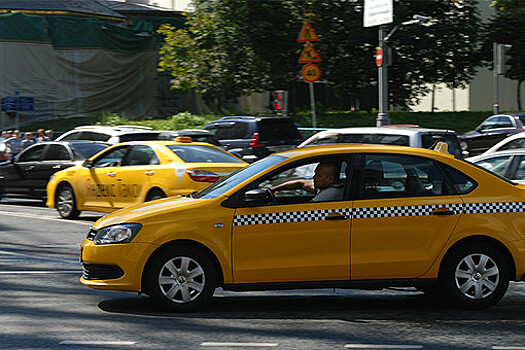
[244,189,271,206]
[82,160,93,168]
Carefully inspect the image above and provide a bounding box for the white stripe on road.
[201,343,278,347]
[59,341,135,345]
[0,210,92,225]
[345,345,423,349]
[0,270,80,274]
[493,347,525,350]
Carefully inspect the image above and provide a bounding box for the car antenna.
[429,129,450,150]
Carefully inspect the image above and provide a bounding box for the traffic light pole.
[376,25,391,127]
[493,42,499,114]
[309,82,317,128]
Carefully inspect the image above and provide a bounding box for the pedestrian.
[0,131,7,143]
[5,130,22,159]
[45,129,54,141]
[35,128,49,143]
[21,132,35,150]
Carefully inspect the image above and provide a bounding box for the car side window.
[121,145,159,166]
[474,155,512,177]
[480,117,499,131]
[362,154,450,199]
[42,145,71,161]
[499,138,525,151]
[214,122,250,139]
[92,147,128,168]
[18,144,46,162]
[81,132,111,142]
[59,132,82,141]
[440,163,477,194]
[497,116,514,128]
[514,157,525,181]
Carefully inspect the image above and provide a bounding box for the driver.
[271,161,344,202]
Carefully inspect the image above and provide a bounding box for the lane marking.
[201,343,278,347]
[493,347,525,350]
[0,249,79,265]
[60,341,135,345]
[345,346,423,349]
[0,270,80,274]
[0,210,93,225]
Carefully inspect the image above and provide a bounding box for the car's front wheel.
[146,246,217,312]
[56,183,80,219]
[440,242,511,309]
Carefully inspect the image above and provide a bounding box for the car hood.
[92,195,210,229]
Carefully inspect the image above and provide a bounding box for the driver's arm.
[271,179,315,194]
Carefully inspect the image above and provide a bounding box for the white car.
[56,125,161,145]
[478,131,525,156]
[466,149,525,185]
[298,126,463,158]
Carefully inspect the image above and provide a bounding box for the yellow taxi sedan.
[79,143,525,311]
[46,139,246,218]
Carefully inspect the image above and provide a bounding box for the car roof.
[110,140,218,147]
[214,115,293,122]
[60,125,154,137]
[310,127,455,137]
[159,129,213,135]
[467,149,525,162]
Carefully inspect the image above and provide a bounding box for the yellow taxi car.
[79,143,525,311]
[46,139,246,218]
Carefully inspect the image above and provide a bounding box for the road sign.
[364,0,393,27]
[301,64,321,83]
[1,96,34,111]
[298,43,322,63]
[376,47,383,67]
[297,22,319,42]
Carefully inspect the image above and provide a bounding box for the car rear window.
[119,132,161,142]
[70,142,109,159]
[166,145,244,163]
[338,133,410,146]
[421,134,462,158]
[256,119,302,142]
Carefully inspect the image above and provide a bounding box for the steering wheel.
[263,187,277,204]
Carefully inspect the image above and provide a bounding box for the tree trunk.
[431,84,436,113]
[518,80,523,111]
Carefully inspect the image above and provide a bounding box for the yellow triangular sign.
[298,42,322,63]
[297,22,319,42]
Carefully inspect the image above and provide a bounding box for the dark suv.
[203,116,303,162]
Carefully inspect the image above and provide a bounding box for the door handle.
[107,172,116,177]
[432,209,455,216]
[53,165,62,169]
[325,214,348,220]
[145,171,155,176]
[25,166,35,171]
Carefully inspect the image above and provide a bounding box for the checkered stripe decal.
[233,208,352,226]
[352,203,464,219]
[464,202,525,214]
[233,202,525,226]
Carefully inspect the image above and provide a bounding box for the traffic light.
[271,90,287,115]
[497,43,512,75]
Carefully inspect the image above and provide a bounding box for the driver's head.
[313,161,340,190]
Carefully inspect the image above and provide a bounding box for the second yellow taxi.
[46,139,246,218]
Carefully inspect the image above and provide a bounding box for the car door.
[113,145,161,208]
[350,153,464,280]
[33,144,75,198]
[232,157,353,284]
[78,146,129,210]
[0,144,46,197]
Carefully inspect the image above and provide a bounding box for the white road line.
[345,345,423,349]
[0,249,77,264]
[0,210,92,225]
[201,343,278,347]
[59,341,136,345]
[0,271,80,274]
[493,347,525,350]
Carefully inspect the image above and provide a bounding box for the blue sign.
[1,96,34,111]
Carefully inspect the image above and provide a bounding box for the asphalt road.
[1,198,525,350]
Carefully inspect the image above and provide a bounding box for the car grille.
[86,227,98,240]
[82,263,124,280]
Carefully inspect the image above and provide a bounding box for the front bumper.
[80,239,158,292]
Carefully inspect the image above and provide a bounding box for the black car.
[460,113,525,156]
[202,116,303,162]
[0,141,109,201]
[157,129,221,146]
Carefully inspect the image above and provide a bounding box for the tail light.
[249,133,260,148]
[187,170,220,182]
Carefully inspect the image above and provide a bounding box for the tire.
[55,183,80,219]
[146,246,217,312]
[146,189,166,202]
[439,242,511,309]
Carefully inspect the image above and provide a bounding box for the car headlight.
[93,223,142,245]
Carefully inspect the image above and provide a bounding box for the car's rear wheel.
[146,189,166,202]
[440,242,510,309]
[56,183,80,219]
[146,246,216,312]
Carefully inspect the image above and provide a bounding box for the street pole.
[309,82,317,128]
[493,42,499,114]
[15,91,19,130]
[376,25,391,126]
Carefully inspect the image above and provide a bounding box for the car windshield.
[70,142,109,159]
[194,155,287,199]
[166,144,244,163]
